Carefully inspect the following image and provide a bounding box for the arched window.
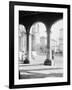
[18,24,27,62]
[29,22,47,64]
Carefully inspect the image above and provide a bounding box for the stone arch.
[29,22,47,64]
[18,24,27,63]
[50,19,63,60]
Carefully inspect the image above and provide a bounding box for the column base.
[23,58,29,64]
[44,59,51,65]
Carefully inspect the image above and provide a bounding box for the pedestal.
[44,59,51,65]
[23,58,29,64]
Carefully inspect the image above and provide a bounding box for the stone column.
[23,31,30,64]
[44,27,52,65]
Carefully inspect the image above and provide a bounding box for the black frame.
[9,1,70,89]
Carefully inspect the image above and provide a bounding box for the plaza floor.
[19,55,63,79]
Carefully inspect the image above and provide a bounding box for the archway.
[18,24,27,63]
[50,19,63,67]
[29,22,47,64]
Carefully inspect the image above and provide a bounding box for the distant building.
[50,28,63,54]
[58,28,63,52]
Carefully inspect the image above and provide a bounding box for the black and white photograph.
[19,11,63,79]
[9,1,70,88]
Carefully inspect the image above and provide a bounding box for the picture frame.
[9,1,70,89]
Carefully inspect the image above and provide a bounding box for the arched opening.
[50,19,63,67]
[18,24,27,63]
[29,22,47,64]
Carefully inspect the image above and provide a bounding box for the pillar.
[44,26,52,65]
[23,28,30,64]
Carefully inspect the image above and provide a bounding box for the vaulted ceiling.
[19,11,63,30]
